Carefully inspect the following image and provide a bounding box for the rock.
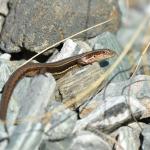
[141,127,150,150]
[125,0,150,10]
[40,131,112,150]
[113,126,140,150]
[70,131,111,150]
[5,123,44,150]
[39,138,73,150]
[0,0,9,15]
[0,0,9,33]
[74,95,146,133]
[57,62,107,107]
[48,39,78,62]
[100,75,150,99]
[0,16,5,32]
[44,101,77,140]
[0,124,8,149]
[79,75,150,118]
[5,101,77,150]
[1,75,56,149]
[16,75,56,120]
[0,0,121,53]
[88,32,130,81]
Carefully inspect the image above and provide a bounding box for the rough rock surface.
[0,0,9,32]
[0,0,121,53]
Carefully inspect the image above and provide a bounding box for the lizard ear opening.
[99,60,109,67]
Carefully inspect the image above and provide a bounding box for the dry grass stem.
[131,40,150,78]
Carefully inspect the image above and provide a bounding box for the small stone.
[44,101,77,140]
[141,127,150,150]
[113,126,140,150]
[0,0,9,15]
[70,131,111,150]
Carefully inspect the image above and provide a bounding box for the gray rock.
[0,0,121,53]
[4,75,56,150]
[2,73,56,130]
[39,138,73,150]
[0,0,9,15]
[0,57,26,134]
[141,126,150,150]
[117,1,147,74]
[16,74,56,120]
[40,131,112,150]
[100,75,150,99]
[48,39,78,62]
[88,32,130,81]
[70,131,111,150]
[0,124,8,149]
[0,0,9,32]
[128,122,150,131]
[0,57,13,90]
[44,101,77,140]
[114,126,140,150]
[79,75,150,118]
[0,16,5,32]
[74,95,146,133]
[6,123,44,150]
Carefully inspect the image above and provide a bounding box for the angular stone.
[74,95,146,133]
[114,126,140,150]
[0,0,9,15]
[70,131,112,150]
[141,127,150,150]
[44,101,77,141]
[79,75,150,118]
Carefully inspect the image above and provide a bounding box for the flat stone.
[113,126,140,150]
[39,138,73,150]
[0,0,121,53]
[6,123,44,150]
[0,16,5,32]
[70,131,111,150]
[0,0,9,15]
[74,95,146,133]
[141,127,150,150]
[79,75,150,118]
[44,101,77,140]
[40,131,112,150]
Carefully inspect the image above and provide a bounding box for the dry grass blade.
[131,40,150,78]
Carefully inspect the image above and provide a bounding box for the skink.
[0,49,116,125]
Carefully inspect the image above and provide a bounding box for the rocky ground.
[0,0,150,150]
